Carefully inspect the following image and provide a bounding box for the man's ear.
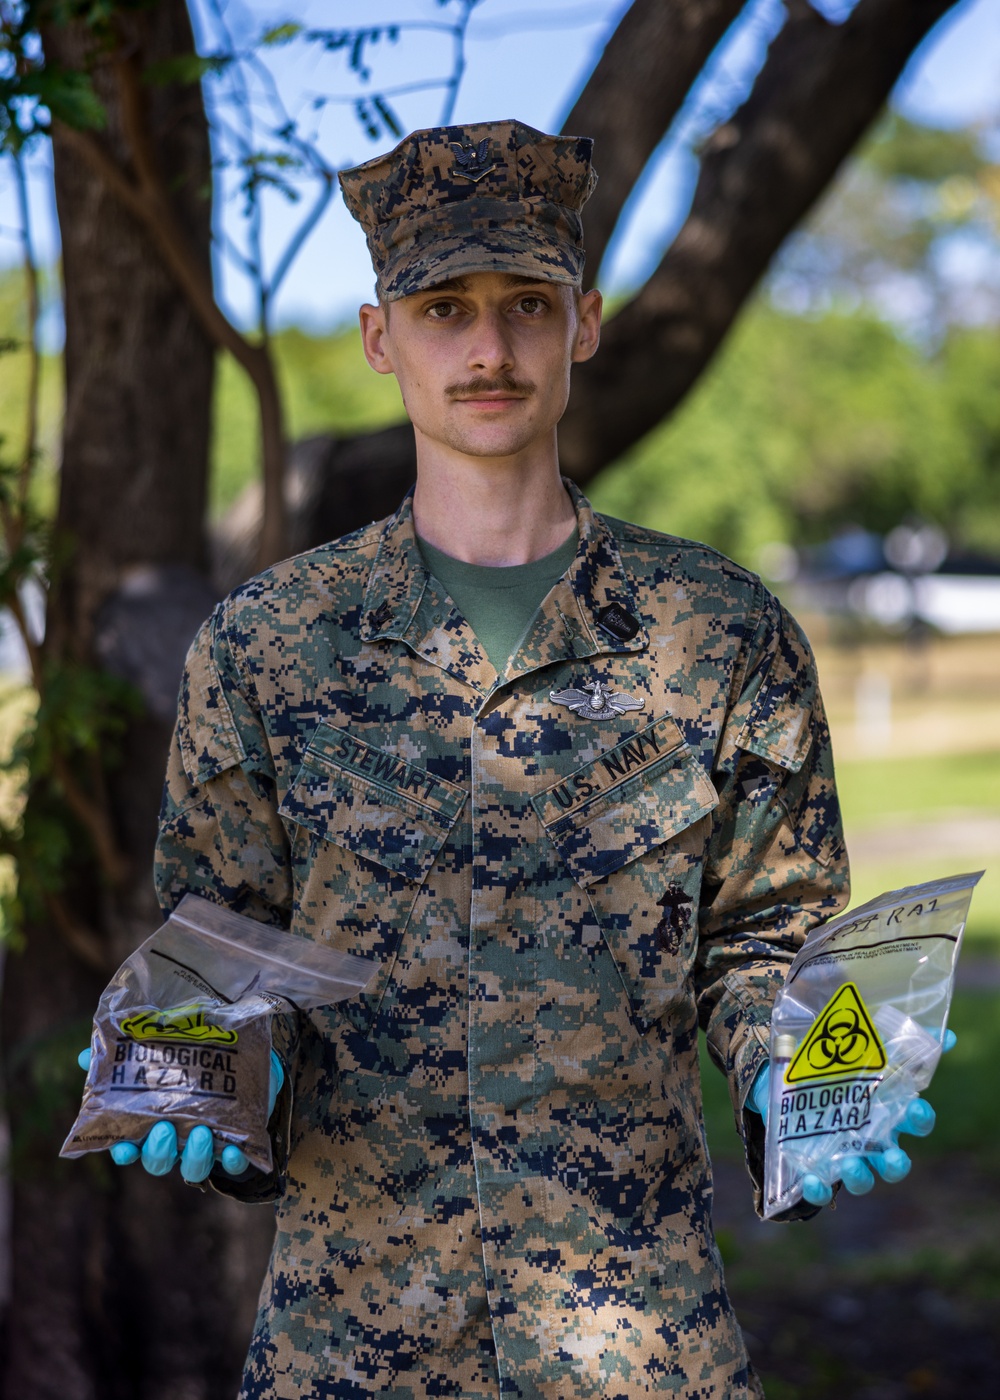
[571,288,602,364]
[359,301,395,375]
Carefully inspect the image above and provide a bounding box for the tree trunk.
[563,0,747,285]
[0,4,271,1397]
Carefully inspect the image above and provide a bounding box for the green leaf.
[143,53,233,87]
[242,150,304,172]
[865,113,985,185]
[260,22,303,47]
[31,70,106,131]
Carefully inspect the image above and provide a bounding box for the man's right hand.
[76,1048,285,1183]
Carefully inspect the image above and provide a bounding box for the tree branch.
[561,0,746,286]
[559,0,964,478]
[10,150,40,528]
[45,891,112,973]
[269,170,335,302]
[51,751,129,887]
[4,589,42,691]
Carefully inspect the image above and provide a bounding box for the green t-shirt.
[417,529,579,674]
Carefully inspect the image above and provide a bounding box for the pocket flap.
[279,723,466,882]
[734,621,817,774]
[532,715,718,887]
[179,680,246,786]
[736,702,812,774]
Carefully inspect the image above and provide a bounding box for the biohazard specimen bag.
[763,871,981,1220]
[61,894,376,1173]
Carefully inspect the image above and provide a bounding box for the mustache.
[446,374,535,398]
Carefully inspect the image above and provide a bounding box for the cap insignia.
[450,138,496,183]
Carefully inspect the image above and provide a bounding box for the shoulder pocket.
[532,715,718,887]
[735,702,812,775]
[734,610,817,775]
[279,722,466,883]
[734,671,840,869]
[178,667,247,786]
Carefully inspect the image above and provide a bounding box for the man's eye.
[427,302,456,319]
[517,296,544,314]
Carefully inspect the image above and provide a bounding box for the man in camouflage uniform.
[155,122,849,1398]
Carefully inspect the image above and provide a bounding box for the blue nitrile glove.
[747,1029,956,1207]
[77,1047,285,1183]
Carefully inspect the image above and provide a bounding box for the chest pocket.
[279,722,466,1030]
[532,715,718,1032]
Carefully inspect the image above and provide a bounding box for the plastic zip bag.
[762,870,982,1220]
[61,894,377,1173]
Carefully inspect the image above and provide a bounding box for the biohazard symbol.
[785,982,886,1083]
[120,1004,238,1047]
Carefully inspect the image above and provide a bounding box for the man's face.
[359,271,602,463]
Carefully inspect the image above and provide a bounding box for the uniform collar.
[358,491,430,646]
[359,482,649,694]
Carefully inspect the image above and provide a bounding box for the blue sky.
[1,0,998,336]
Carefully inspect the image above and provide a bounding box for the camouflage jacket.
[155,484,848,1400]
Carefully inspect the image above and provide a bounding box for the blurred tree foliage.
[595,109,1000,564]
[0,267,59,519]
[7,280,1000,580]
[770,110,1000,336]
[590,305,1000,564]
[210,324,404,516]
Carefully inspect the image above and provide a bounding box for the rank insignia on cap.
[450,137,496,182]
[596,603,641,642]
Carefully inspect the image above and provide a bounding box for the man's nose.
[467,309,514,374]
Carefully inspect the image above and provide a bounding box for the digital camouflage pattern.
[155,484,849,1399]
[338,121,597,299]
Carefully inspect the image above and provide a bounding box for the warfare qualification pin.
[550,679,645,721]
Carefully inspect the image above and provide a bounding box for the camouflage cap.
[338,119,597,301]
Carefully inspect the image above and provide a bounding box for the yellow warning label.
[785,982,886,1083]
[120,1004,238,1047]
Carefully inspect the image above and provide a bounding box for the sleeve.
[154,601,299,1202]
[695,584,850,1218]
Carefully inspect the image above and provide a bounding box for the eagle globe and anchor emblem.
[549,679,645,721]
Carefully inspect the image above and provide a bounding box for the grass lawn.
[836,749,1000,945]
[836,749,1000,826]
